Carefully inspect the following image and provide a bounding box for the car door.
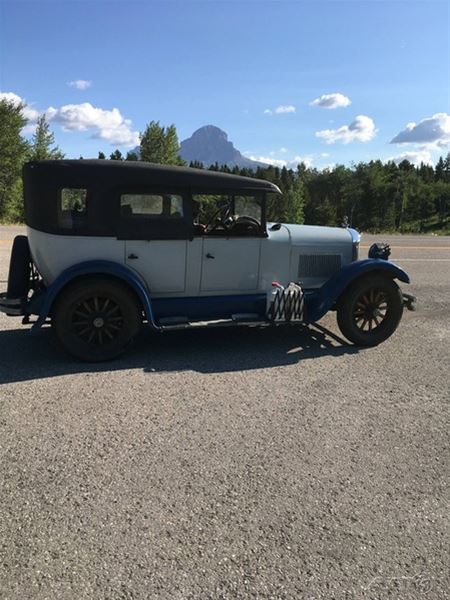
[125,239,187,294]
[200,238,261,293]
[119,192,189,294]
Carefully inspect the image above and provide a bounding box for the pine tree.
[98,151,106,159]
[189,160,204,169]
[435,156,445,181]
[140,121,185,165]
[125,151,139,161]
[443,152,450,182]
[30,115,64,160]
[382,201,396,231]
[286,177,305,224]
[0,99,30,220]
[164,124,185,165]
[109,149,123,160]
[317,195,336,226]
[140,121,164,163]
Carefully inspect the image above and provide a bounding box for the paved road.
[0,226,449,599]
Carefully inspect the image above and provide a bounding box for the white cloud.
[0,91,40,122]
[2,90,140,148]
[264,105,296,115]
[275,105,296,114]
[320,152,330,158]
[390,112,450,147]
[46,102,139,147]
[22,124,38,135]
[68,79,92,90]
[387,150,434,166]
[291,155,314,168]
[316,115,376,144]
[310,93,351,109]
[269,148,288,156]
[247,155,287,167]
[246,154,313,168]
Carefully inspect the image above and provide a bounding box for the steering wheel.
[228,215,261,234]
[205,202,233,233]
[234,216,260,227]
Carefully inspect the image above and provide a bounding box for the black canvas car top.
[23,160,281,194]
[23,160,280,237]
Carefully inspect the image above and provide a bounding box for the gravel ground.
[0,226,449,599]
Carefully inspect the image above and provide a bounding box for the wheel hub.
[353,290,388,332]
[71,296,124,345]
[93,317,105,328]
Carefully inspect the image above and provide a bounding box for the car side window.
[234,195,262,222]
[120,194,184,218]
[58,188,88,229]
[191,192,263,236]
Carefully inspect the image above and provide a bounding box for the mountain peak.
[180,125,265,169]
[190,125,228,140]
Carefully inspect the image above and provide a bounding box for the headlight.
[368,243,391,260]
[348,228,360,261]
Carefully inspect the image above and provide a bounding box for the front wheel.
[52,278,142,361]
[336,275,403,346]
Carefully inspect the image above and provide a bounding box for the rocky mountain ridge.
[179,125,266,168]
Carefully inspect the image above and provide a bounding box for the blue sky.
[1,0,449,168]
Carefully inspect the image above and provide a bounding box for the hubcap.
[93,317,104,328]
[353,289,388,332]
[71,296,124,345]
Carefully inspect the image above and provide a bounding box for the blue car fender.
[305,259,410,323]
[31,260,159,330]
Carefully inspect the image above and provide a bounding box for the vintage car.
[0,160,415,361]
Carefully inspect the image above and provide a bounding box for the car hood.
[280,223,358,246]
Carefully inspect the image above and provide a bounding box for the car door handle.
[205,253,215,259]
[128,253,139,259]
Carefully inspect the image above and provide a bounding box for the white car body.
[27,223,355,298]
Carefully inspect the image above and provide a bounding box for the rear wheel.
[52,278,142,361]
[336,275,403,346]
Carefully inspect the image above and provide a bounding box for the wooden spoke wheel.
[53,279,142,361]
[71,296,125,346]
[353,288,389,333]
[337,275,404,346]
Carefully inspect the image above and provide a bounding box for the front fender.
[31,260,159,330]
[304,259,410,323]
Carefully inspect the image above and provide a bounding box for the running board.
[159,317,270,332]
[158,316,189,326]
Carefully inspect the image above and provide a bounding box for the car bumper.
[0,292,26,316]
[403,292,417,311]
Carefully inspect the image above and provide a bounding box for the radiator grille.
[298,254,341,279]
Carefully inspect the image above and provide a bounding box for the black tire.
[336,274,403,346]
[52,278,142,361]
[7,235,31,299]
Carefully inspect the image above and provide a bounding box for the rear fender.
[304,259,410,323]
[31,260,159,330]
